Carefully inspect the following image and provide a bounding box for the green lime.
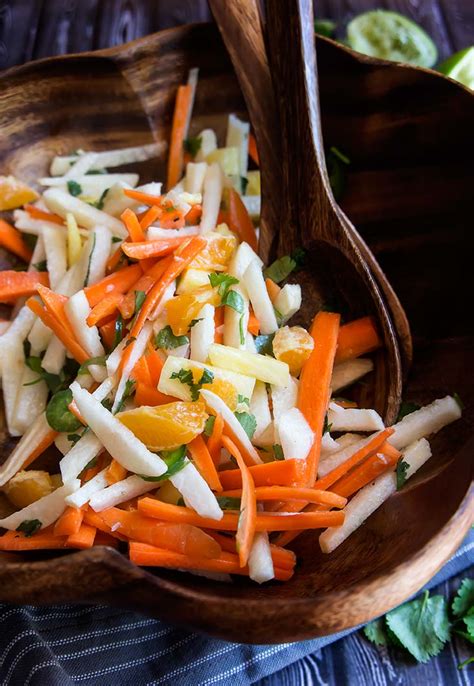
[438,47,474,90]
[347,10,437,67]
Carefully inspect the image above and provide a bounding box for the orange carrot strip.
[129,542,293,580]
[145,349,164,386]
[0,529,67,550]
[248,132,259,166]
[214,306,224,344]
[131,356,153,386]
[0,271,49,302]
[106,459,128,485]
[167,83,193,189]
[331,442,400,498]
[222,435,256,566]
[206,531,296,570]
[26,297,89,363]
[158,204,185,229]
[313,427,395,492]
[83,508,127,541]
[85,264,142,308]
[265,277,281,302]
[36,284,78,339]
[118,257,170,320]
[22,429,58,469]
[187,435,222,492]
[139,205,162,230]
[207,413,224,466]
[335,316,382,363]
[24,205,64,225]
[98,508,221,558]
[100,318,118,350]
[298,311,340,486]
[66,523,96,549]
[94,531,120,548]
[54,507,83,537]
[138,497,344,531]
[86,292,124,327]
[124,188,163,206]
[227,188,258,251]
[0,219,33,262]
[219,458,307,490]
[185,204,202,225]
[220,486,347,509]
[119,237,205,374]
[247,309,260,336]
[122,237,188,260]
[121,208,146,242]
[135,383,176,407]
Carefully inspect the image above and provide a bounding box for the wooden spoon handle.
[208,0,282,261]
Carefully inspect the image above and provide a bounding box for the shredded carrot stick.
[118,257,170,320]
[123,188,163,206]
[22,429,58,469]
[0,528,66,550]
[85,264,142,308]
[0,271,49,302]
[121,237,188,260]
[206,413,224,466]
[105,242,127,273]
[24,205,64,225]
[227,188,258,251]
[188,435,223,492]
[206,531,296,570]
[313,427,395,492]
[298,311,340,486]
[131,356,153,386]
[167,83,193,189]
[129,542,293,580]
[185,204,202,225]
[139,205,162,230]
[222,435,256,566]
[0,219,33,262]
[98,508,221,558]
[26,297,89,364]
[83,508,127,541]
[99,318,117,350]
[331,442,400,498]
[220,486,347,509]
[248,132,259,166]
[66,523,96,549]
[265,277,281,302]
[86,292,124,327]
[247,309,260,336]
[138,497,344,531]
[335,316,382,363]
[54,507,83,537]
[158,203,185,229]
[134,383,174,407]
[145,349,164,386]
[121,208,146,242]
[219,458,307,490]
[105,459,128,485]
[36,284,77,339]
[214,306,224,344]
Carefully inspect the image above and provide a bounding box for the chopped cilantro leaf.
[32,260,48,272]
[397,401,420,422]
[363,618,388,646]
[396,458,409,490]
[323,414,332,435]
[222,289,244,313]
[155,325,189,350]
[204,415,216,437]
[170,367,213,401]
[94,187,109,210]
[452,578,474,618]
[209,272,239,298]
[16,519,42,537]
[273,444,284,461]
[314,19,336,38]
[240,176,248,195]
[264,255,297,284]
[124,336,136,349]
[111,236,122,244]
[112,314,124,351]
[453,392,465,410]
[77,356,106,375]
[216,496,241,510]
[140,445,187,481]
[67,433,83,446]
[237,394,250,406]
[254,333,275,356]
[67,180,82,197]
[46,389,82,432]
[189,318,203,328]
[183,136,202,157]
[133,290,146,318]
[234,411,257,439]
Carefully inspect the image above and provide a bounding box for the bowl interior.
[0,24,472,642]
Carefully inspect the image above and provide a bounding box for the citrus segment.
[166,286,220,335]
[273,326,314,376]
[188,232,237,271]
[0,175,39,211]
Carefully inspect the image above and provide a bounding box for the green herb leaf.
[323,414,333,435]
[254,333,275,356]
[46,389,82,432]
[183,136,202,157]
[273,444,284,461]
[140,445,187,482]
[234,411,257,439]
[32,259,48,272]
[209,272,239,298]
[155,325,189,350]
[204,415,216,437]
[458,657,474,670]
[396,458,409,490]
[133,290,146,317]
[16,519,42,537]
[453,392,465,410]
[111,236,122,244]
[200,369,214,386]
[314,18,336,38]
[124,336,136,349]
[264,255,297,284]
[94,187,109,210]
[79,457,98,477]
[237,394,250,406]
[112,313,124,351]
[326,146,350,201]
[189,318,203,328]
[385,591,450,663]
[84,231,96,286]
[77,356,106,375]
[67,433,83,446]
[364,618,388,646]
[397,401,421,422]
[170,367,213,401]
[222,289,244,313]
[452,578,474,618]
[240,176,248,195]
[113,379,136,414]
[67,180,83,197]
[24,356,67,394]
[216,496,241,510]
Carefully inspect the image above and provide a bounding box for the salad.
[0,69,462,584]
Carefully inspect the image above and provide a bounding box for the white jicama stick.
[41,335,66,375]
[148,225,199,240]
[170,460,223,520]
[42,225,67,289]
[165,189,191,216]
[321,433,341,456]
[273,284,302,324]
[112,323,153,413]
[319,439,432,553]
[200,163,223,234]
[271,376,299,423]
[149,280,176,321]
[190,303,215,363]
[245,332,257,353]
[27,232,46,271]
[228,241,263,279]
[335,433,361,449]
[65,469,109,508]
[241,195,261,220]
[50,143,163,176]
[86,226,112,285]
[92,374,117,402]
[12,365,48,435]
[55,433,73,455]
[223,284,249,350]
[1,308,35,435]
[331,358,374,393]
[106,339,127,377]
[318,431,385,477]
[13,210,63,236]
[40,173,139,194]
[195,129,217,162]
[327,403,384,432]
[60,432,104,483]
[0,480,80,531]
[200,389,263,465]
[88,475,157,512]
[209,344,290,387]
[101,182,136,217]
[0,321,10,335]
[250,381,272,444]
[390,396,461,450]
[243,260,278,334]
[0,412,50,487]
[43,188,126,238]
[62,152,99,180]
[248,532,275,584]
[226,114,250,178]
[65,290,105,360]
[185,162,207,194]
[71,381,167,477]
[277,408,314,460]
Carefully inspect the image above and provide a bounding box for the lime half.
[438,47,474,90]
[347,10,437,67]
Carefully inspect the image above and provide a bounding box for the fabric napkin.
[0,530,472,686]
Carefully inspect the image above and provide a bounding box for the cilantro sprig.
[155,325,189,350]
[170,367,214,401]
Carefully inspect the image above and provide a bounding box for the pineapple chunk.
[3,470,54,509]
[208,344,290,387]
[246,171,261,196]
[177,268,213,295]
[206,147,240,176]
[157,480,182,505]
[158,356,255,403]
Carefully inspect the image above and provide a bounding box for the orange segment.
[0,176,39,210]
[187,233,237,271]
[201,378,238,411]
[117,401,208,451]
[273,326,314,376]
[166,286,220,336]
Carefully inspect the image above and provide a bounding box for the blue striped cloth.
[0,530,472,686]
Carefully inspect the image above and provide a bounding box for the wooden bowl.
[0,23,472,643]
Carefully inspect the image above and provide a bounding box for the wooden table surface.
[0,1,472,685]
